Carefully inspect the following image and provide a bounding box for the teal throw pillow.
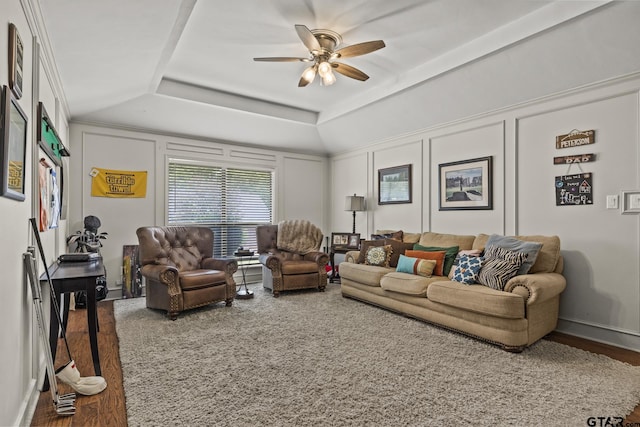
[451,254,484,285]
[413,244,459,276]
[485,234,542,275]
[396,254,436,277]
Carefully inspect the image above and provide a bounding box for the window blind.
[168,162,273,257]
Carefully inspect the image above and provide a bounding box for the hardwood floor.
[30,301,640,426]
[30,300,127,427]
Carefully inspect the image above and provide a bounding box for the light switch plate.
[606,195,618,209]
[621,190,640,214]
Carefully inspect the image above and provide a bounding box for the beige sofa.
[339,232,566,352]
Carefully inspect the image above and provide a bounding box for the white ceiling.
[38,0,611,154]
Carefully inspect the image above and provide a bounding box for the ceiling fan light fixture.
[301,65,317,82]
[318,61,332,78]
[321,70,336,86]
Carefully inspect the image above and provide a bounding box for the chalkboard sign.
[555,173,593,206]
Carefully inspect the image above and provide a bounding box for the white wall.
[68,124,329,296]
[0,1,70,425]
[330,73,640,351]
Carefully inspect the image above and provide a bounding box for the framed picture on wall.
[378,164,412,205]
[438,156,493,210]
[1,85,28,201]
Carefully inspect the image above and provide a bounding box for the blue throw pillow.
[396,254,437,277]
[451,254,484,285]
[485,234,542,275]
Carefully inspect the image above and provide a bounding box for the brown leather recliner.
[136,226,238,320]
[257,220,329,297]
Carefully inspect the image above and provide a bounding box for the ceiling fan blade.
[332,63,369,81]
[253,57,311,62]
[295,24,321,52]
[334,40,385,58]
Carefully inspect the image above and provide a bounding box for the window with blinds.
[167,162,273,258]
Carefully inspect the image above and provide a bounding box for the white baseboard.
[556,318,640,352]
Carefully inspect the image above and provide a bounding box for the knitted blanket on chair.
[276,219,322,255]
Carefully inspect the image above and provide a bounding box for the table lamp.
[345,194,365,233]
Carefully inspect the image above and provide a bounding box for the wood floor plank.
[30,303,640,426]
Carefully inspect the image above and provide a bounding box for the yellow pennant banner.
[90,167,147,198]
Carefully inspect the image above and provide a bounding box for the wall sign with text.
[555,173,593,206]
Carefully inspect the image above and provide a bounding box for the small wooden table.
[329,246,352,283]
[41,258,105,384]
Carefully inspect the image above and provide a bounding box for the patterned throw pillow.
[451,254,484,285]
[396,254,437,277]
[485,234,543,275]
[371,230,403,241]
[364,245,392,267]
[404,250,446,276]
[357,240,385,264]
[477,246,528,290]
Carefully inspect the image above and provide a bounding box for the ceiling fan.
[253,24,385,87]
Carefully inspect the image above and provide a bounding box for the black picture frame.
[378,164,412,205]
[1,85,28,201]
[438,156,493,211]
[331,232,351,249]
[347,233,361,249]
[8,23,24,99]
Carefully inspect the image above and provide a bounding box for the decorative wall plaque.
[555,130,595,149]
[8,23,24,99]
[555,173,593,206]
[553,153,596,165]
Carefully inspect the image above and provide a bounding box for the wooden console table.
[329,246,351,283]
[40,258,105,386]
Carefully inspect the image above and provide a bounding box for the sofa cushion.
[396,255,437,277]
[380,272,435,297]
[338,262,392,287]
[485,234,542,275]
[384,239,415,267]
[280,260,320,275]
[477,246,527,290]
[451,254,484,285]
[473,234,561,274]
[405,250,446,276]
[427,281,525,319]
[418,232,475,251]
[364,245,392,267]
[357,240,385,264]
[413,244,459,276]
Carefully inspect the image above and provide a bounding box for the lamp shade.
[345,195,365,212]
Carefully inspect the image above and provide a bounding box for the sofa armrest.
[202,257,238,276]
[345,251,360,263]
[503,273,566,305]
[140,264,181,296]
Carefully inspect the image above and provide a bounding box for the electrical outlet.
[606,195,618,209]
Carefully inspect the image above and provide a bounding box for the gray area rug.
[114,283,640,426]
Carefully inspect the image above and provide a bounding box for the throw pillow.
[485,234,543,275]
[396,254,437,277]
[357,240,385,264]
[371,230,403,241]
[477,246,528,291]
[384,239,415,268]
[405,250,446,276]
[364,245,392,267]
[451,254,484,285]
[448,249,483,279]
[413,244,459,276]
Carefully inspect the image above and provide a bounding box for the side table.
[234,251,254,299]
[329,246,351,283]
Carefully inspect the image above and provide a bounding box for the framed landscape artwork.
[378,164,412,205]
[439,156,493,211]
